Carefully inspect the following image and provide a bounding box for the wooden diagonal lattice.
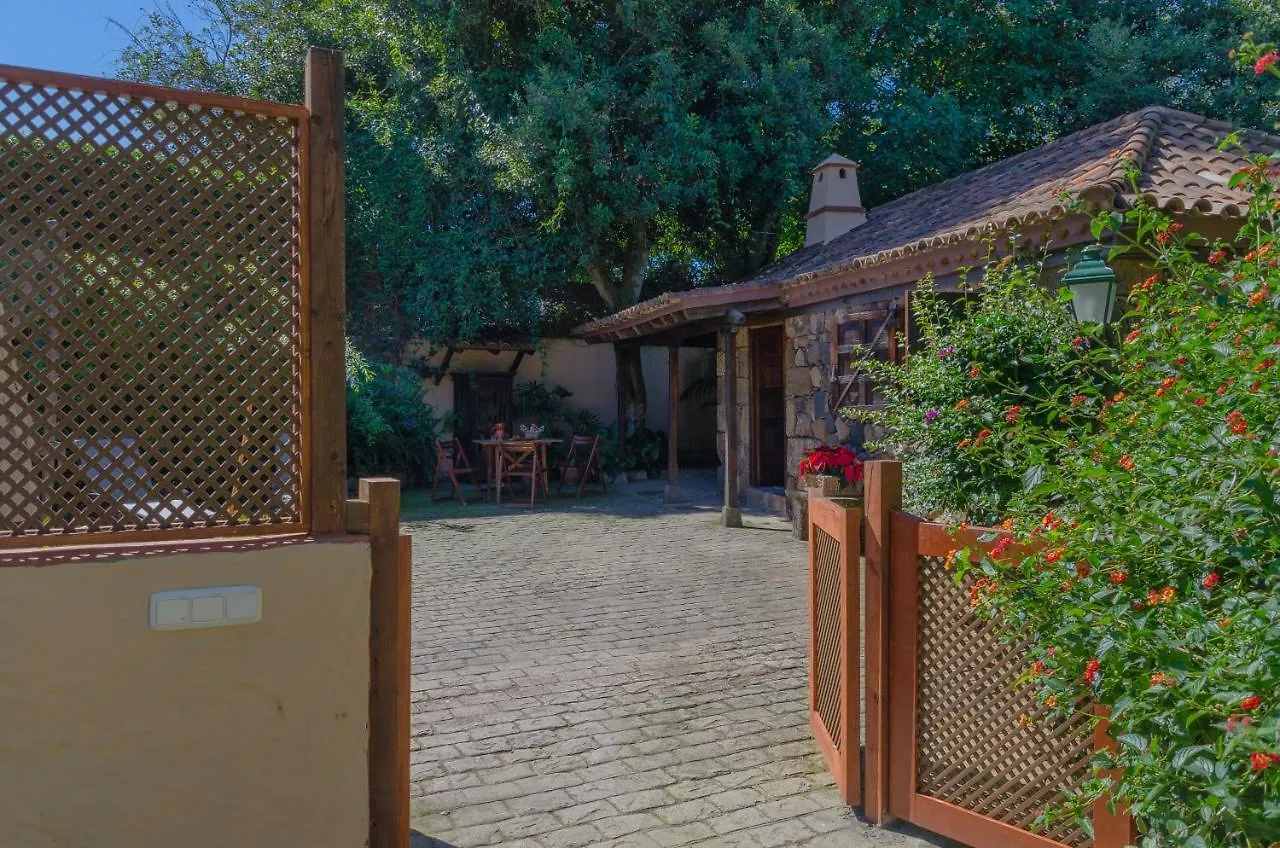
[0,70,304,542]
[916,556,1094,847]
[812,525,844,751]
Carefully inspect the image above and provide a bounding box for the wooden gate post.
[1093,709,1138,847]
[361,477,410,848]
[305,47,347,535]
[862,459,901,823]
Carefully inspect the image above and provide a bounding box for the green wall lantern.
[1061,244,1118,325]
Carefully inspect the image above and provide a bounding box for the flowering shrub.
[849,269,1091,523]
[949,161,1280,845]
[797,444,864,484]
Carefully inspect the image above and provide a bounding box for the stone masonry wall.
[715,330,752,498]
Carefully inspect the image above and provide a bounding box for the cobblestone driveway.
[407,483,948,848]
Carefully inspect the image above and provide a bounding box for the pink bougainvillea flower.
[1255,50,1279,75]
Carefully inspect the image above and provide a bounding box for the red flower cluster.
[797,445,864,484]
[1119,455,1135,472]
[1226,410,1249,436]
[1202,572,1220,590]
[1150,672,1175,687]
[1004,405,1023,423]
[1083,658,1100,684]
[1255,51,1280,75]
[1250,752,1278,772]
[1125,328,1143,345]
[1208,249,1228,265]
[989,536,1014,558]
[1110,570,1128,584]
[1242,695,1262,712]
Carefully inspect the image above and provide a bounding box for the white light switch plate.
[149,586,262,630]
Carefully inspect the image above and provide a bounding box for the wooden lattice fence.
[0,64,316,546]
[810,460,1136,848]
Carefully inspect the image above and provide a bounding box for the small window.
[839,168,847,179]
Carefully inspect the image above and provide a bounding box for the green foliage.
[113,1,1280,356]
[346,339,441,483]
[624,427,667,476]
[933,167,1280,844]
[850,272,1091,524]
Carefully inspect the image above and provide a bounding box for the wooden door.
[751,325,786,487]
[452,373,514,478]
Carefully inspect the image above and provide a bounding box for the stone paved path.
[407,479,951,848]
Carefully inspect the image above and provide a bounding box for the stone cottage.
[576,107,1280,526]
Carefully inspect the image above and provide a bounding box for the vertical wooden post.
[363,477,409,848]
[887,510,921,822]
[721,327,742,527]
[863,459,901,823]
[1093,709,1138,847]
[614,344,628,458]
[305,47,347,535]
[665,343,681,503]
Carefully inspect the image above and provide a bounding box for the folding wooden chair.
[431,437,480,505]
[496,441,546,507]
[557,434,607,498]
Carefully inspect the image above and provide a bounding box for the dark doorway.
[751,325,786,487]
[452,373,514,479]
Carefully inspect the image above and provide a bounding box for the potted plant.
[797,444,864,495]
[792,444,864,540]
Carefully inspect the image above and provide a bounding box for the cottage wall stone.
[715,298,897,508]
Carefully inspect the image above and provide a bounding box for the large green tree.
[116,0,1279,421]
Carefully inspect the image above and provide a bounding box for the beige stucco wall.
[0,540,371,848]
[421,338,716,451]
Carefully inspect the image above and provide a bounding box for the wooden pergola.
[578,287,782,527]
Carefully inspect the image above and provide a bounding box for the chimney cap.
[812,153,858,172]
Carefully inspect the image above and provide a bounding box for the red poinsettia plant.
[797,444,864,483]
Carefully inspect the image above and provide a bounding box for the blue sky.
[0,0,195,77]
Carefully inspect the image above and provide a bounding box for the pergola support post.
[665,343,681,503]
[721,326,742,528]
[614,344,627,462]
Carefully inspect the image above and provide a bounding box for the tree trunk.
[587,219,651,435]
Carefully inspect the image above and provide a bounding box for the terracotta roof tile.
[578,106,1280,340]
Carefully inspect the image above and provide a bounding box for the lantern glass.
[1062,245,1118,325]
[1068,278,1117,324]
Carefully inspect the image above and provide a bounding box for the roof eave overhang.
[574,287,781,343]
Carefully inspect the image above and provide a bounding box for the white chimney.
[805,154,867,246]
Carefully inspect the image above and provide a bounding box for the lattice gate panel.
[916,556,1094,847]
[0,71,304,541]
[811,525,843,750]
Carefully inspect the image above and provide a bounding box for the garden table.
[473,438,561,501]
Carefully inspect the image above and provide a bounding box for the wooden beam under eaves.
[432,346,455,386]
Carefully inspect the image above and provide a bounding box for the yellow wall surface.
[0,540,371,848]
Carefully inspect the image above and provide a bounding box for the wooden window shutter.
[830,306,903,412]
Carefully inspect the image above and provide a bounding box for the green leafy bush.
[346,340,441,484]
[850,270,1092,524]
[940,164,1280,845]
